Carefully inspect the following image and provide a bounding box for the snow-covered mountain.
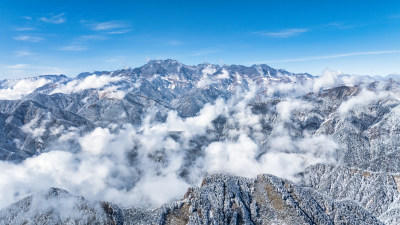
[1,59,400,224]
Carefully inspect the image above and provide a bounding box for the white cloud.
[59,45,88,51]
[261,69,368,98]
[80,127,115,156]
[258,28,309,38]
[216,69,230,79]
[203,135,261,177]
[40,13,66,24]
[276,99,313,122]
[312,69,340,92]
[337,89,389,115]
[98,86,127,99]
[192,49,219,56]
[22,114,50,139]
[197,65,230,88]
[2,65,68,79]
[326,22,355,30]
[51,74,124,95]
[257,50,400,64]
[0,77,51,100]
[15,27,35,31]
[0,85,340,209]
[107,29,131,34]
[14,50,34,57]
[59,35,108,52]
[6,64,30,69]
[76,35,107,41]
[14,35,44,42]
[90,21,128,31]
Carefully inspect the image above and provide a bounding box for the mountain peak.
[145,59,181,66]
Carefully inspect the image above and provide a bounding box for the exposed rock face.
[0,174,384,225]
[301,164,400,218]
[177,174,382,225]
[0,188,110,224]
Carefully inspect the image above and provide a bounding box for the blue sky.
[1,0,400,78]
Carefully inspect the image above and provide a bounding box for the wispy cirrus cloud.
[82,20,131,35]
[15,27,36,31]
[59,45,88,51]
[325,22,356,30]
[107,29,132,34]
[192,49,219,56]
[2,65,67,78]
[59,35,109,51]
[76,35,108,41]
[6,64,30,69]
[255,22,356,39]
[14,50,34,57]
[40,13,66,24]
[256,28,309,38]
[251,50,400,64]
[89,21,129,31]
[14,35,44,42]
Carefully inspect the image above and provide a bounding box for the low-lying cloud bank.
[1,68,399,210]
[50,74,124,95]
[0,78,51,100]
[0,74,127,100]
[0,83,341,209]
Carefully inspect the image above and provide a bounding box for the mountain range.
[0,59,400,224]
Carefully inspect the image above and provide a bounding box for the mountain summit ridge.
[68,59,313,80]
